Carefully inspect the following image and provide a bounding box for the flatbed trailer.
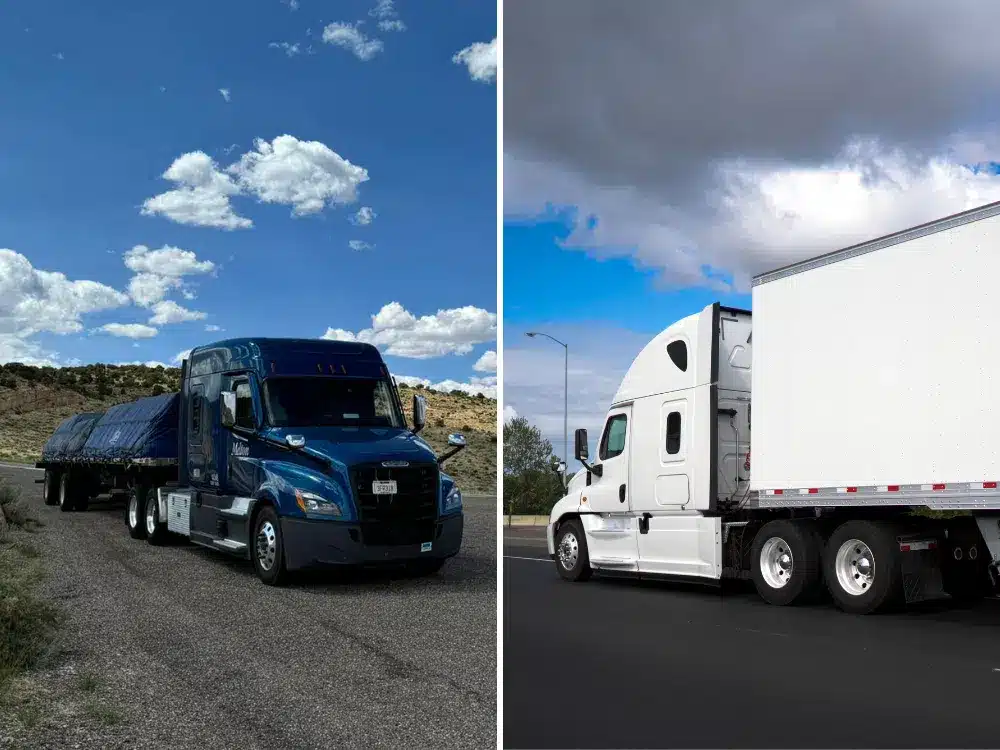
[37,337,467,585]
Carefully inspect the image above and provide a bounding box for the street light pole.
[525,331,569,488]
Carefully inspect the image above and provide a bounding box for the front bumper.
[281,513,463,570]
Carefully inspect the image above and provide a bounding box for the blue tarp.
[79,392,180,462]
[41,412,105,462]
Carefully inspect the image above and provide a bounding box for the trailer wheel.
[751,520,822,606]
[554,518,592,582]
[823,520,903,615]
[144,490,168,546]
[43,469,60,506]
[251,506,287,586]
[127,486,147,540]
[58,473,76,513]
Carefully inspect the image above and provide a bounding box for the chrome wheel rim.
[835,538,874,596]
[760,536,794,589]
[145,498,157,535]
[256,521,277,571]
[43,476,49,502]
[59,480,66,507]
[558,531,579,570]
[128,494,138,529]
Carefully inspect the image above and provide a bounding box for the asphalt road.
[504,526,1000,749]
[1,465,496,749]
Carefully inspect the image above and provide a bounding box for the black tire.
[58,473,76,513]
[407,558,446,576]
[126,486,147,540]
[43,469,60,506]
[554,518,592,582]
[751,520,822,606]
[251,506,287,586]
[823,520,903,615]
[144,490,169,546]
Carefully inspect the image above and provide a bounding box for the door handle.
[639,512,652,535]
[619,484,626,503]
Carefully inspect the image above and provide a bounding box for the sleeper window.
[667,340,688,372]
[666,411,682,455]
[599,415,628,460]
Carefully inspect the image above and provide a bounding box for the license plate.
[372,480,397,494]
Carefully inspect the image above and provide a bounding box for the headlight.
[295,489,342,517]
[443,485,462,512]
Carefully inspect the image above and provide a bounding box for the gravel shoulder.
[0,466,497,750]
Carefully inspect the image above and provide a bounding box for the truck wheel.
[823,520,903,615]
[127,487,147,540]
[144,490,168,546]
[58,473,76,513]
[43,469,60,506]
[554,518,592,582]
[252,506,287,586]
[751,520,821,606]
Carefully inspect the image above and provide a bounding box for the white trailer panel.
[751,203,1000,492]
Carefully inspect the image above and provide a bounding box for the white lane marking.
[504,555,551,562]
[0,463,42,471]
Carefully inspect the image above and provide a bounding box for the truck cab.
[149,338,465,584]
[546,303,751,580]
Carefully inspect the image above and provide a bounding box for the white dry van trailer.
[547,200,1000,614]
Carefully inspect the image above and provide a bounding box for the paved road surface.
[504,527,1000,749]
[1,465,496,749]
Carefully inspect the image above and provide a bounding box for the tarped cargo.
[40,412,105,462]
[80,393,180,462]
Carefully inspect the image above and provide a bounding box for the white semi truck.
[547,200,1000,614]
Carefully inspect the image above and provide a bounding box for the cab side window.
[599,414,628,460]
[234,382,254,429]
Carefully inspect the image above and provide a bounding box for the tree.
[503,417,565,516]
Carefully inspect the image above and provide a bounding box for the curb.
[504,515,549,527]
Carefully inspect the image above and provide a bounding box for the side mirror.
[574,427,603,478]
[438,432,467,466]
[220,391,236,428]
[412,394,427,434]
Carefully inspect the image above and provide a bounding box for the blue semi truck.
[36,338,467,584]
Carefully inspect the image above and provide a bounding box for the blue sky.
[0,0,497,395]
[502,2,1000,464]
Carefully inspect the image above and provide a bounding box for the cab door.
[581,405,637,568]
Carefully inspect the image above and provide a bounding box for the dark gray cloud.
[505,0,1000,200]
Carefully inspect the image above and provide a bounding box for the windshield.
[263,377,405,428]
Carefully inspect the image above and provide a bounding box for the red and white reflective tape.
[762,481,1000,496]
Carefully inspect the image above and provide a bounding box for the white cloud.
[0,249,129,338]
[269,41,302,57]
[282,0,299,10]
[322,301,497,359]
[322,23,384,61]
[473,349,497,373]
[0,335,59,366]
[143,138,368,229]
[173,349,192,364]
[100,323,158,339]
[219,88,231,102]
[123,245,215,310]
[205,324,223,332]
[379,20,405,32]
[370,0,405,31]
[507,136,1000,291]
[453,38,496,83]
[149,301,207,325]
[350,206,376,225]
[141,151,251,230]
[349,240,373,251]
[503,405,518,423]
[124,244,215,278]
[53,52,64,61]
[114,360,171,368]
[229,135,370,217]
[396,374,496,399]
